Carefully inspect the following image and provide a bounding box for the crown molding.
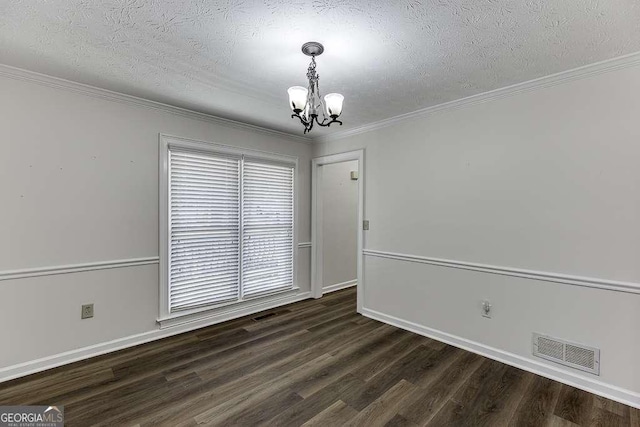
[6,48,640,146]
[0,63,311,145]
[315,50,640,144]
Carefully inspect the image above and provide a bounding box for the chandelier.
[287,42,344,134]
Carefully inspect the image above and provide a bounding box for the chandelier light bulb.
[287,86,308,113]
[324,93,344,118]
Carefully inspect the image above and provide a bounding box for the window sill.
[157,287,305,329]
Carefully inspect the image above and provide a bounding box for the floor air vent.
[252,312,279,321]
[532,333,600,375]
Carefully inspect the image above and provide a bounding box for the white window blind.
[242,160,295,298]
[167,147,295,313]
[169,150,241,311]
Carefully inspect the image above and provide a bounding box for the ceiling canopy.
[1,0,639,136]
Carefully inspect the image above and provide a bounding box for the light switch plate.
[363,220,370,230]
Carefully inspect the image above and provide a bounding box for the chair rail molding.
[363,249,640,295]
[0,257,160,281]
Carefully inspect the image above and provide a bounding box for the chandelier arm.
[304,116,315,134]
[291,112,307,126]
[315,68,333,123]
[314,116,343,128]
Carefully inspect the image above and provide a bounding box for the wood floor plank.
[345,379,418,427]
[0,366,115,405]
[407,344,464,389]
[118,327,253,379]
[92,372,204,426]
[589,404,632,427]
[0,287,635,427]
[165,327,310,381]
[89,297,361,426]
[58,327,308,412]
[317,288,357,306]
[385,414,419,427]
[67,325,302,407]
[341,345,439,411]
[548,414,582,426]
[630,407,640,426]
[139,352,332,426]
[191,327,326,384]
[398,350,484,425]
[300,399,359,426]
[264,373,364,426]
[204,388,303,426]
[554,385,595,426]
[427,359,531,426]
[64,373,171,425]
[286,287,355,312]
[509,375,563,426]
[292,326,409,398]
[593,395,631,418]
[192,353,335,425]
[195,320,382,383]
[137,324,384,425]
[350,333,426,382]
[306,310,362,333]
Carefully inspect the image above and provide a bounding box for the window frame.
[158,134,299,324]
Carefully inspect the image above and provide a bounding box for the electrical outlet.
[81,304,94,319]
[481,300,492,318]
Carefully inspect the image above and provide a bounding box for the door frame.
[311,149,365,313]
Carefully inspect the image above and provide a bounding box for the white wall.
[321,160,358,289]
[0,71,312,373]
[314,64,640,405]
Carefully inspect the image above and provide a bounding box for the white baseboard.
[0,291,311,384]
[157,288,303,328]
[361,307,640,409]
[323,279,357,294]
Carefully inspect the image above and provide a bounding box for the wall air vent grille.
[565,344,596,369]
[532,333,600,375]
[537,336,564,360]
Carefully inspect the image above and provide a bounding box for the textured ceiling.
[1,0,640,136]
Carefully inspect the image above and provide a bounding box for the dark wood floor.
[1,288,638,426]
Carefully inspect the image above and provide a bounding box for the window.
[159,136,296,319]
[241,159,295,298]
[169,150,241,311]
